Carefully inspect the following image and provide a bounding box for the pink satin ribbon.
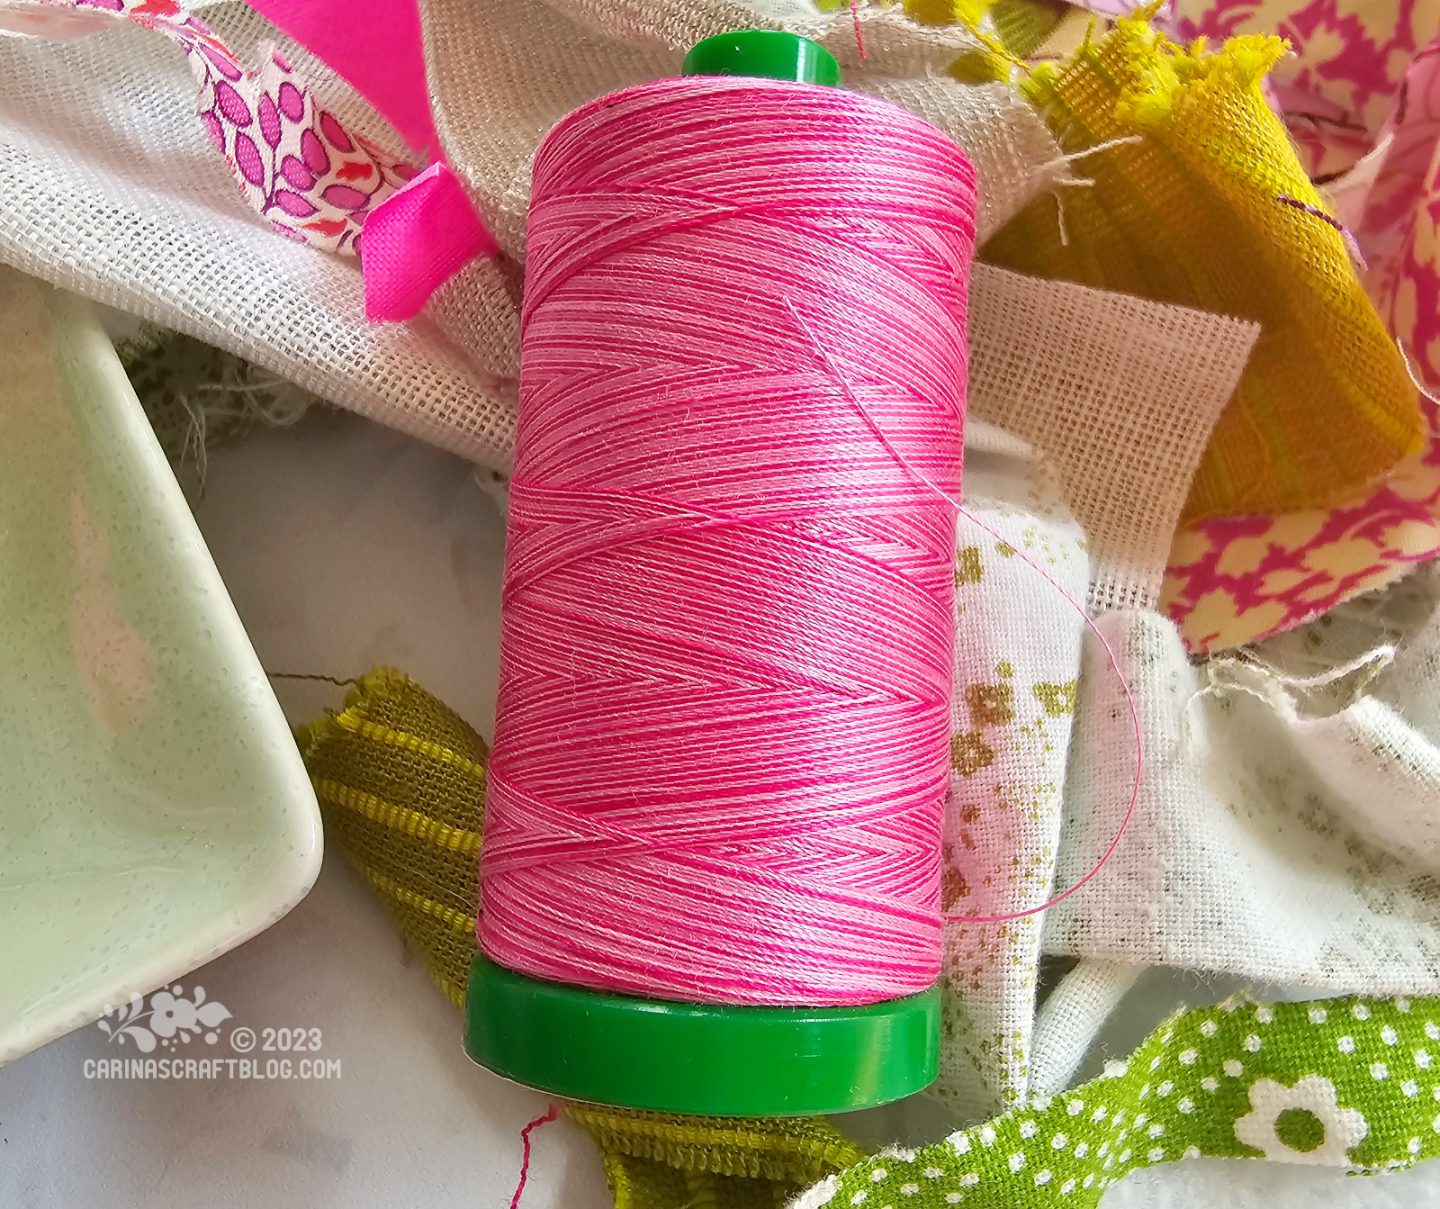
[362,162,499,320]
[244,0,436,157]
[244,0,499,321]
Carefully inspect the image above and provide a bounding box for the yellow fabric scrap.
[981,15,1423,520]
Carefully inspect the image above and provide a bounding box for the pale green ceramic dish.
[0,269,322,1063]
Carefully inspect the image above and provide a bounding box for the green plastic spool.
[465,957,940,1116]
[682,29,841,85]
[465,30,940,1117]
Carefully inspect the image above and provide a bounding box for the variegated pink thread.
[507,1103,559,1209]
[480,79,977,1008]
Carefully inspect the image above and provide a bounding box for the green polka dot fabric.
[796,994,1440,1208]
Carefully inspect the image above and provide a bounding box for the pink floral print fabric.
[1163,397,1440,653]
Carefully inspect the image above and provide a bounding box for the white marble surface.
[3,410,1437,1207]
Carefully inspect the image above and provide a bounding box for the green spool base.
[464,956,940,1116]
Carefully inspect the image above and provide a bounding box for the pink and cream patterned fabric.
[1161,0,1440,651]
[188,36,418,254]
[13,0,420,254]
[1163,397,1440,653]
[1359,41,1440,390]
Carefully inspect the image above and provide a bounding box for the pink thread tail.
[786,284,1142,928]
[850,0,868,60]
[508,1103,559,1209]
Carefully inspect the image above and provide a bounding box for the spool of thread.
[465,30,977,1116]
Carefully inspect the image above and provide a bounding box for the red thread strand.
[508,1103,559,1209]
[851,0,868,60]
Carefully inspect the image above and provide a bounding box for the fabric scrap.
[27,0,420,254]
[968,264,1258,613]
[571,1107,867,1209]
[1168,0,1440,183]
[298,668,487,1007]
[1167,0,1440,394]
[796,992,1440,1208]
[932,422,1089,1117]
[983,15,1424,522]
[1163,394,1440,654]
[1046,589,1440,996]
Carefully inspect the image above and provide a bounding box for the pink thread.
[946,506,1141,924]
[781,306,1143,928]
[481,78,976,1007]
[851,0,868,60]
[508,1103,559,1209]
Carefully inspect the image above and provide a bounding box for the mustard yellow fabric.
[297,668,861,1209]
[569,1106,866,1209]
[979,15,1423,521]
[298,669,485,1007]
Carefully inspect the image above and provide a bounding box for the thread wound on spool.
[481,78,977,1008]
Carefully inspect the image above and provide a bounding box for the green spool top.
[682,29,841,86]
[465,957,940,1116]
[465,31,938,1119]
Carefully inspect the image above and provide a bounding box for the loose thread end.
[508,1102,561,1209]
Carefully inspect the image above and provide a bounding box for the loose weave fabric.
[1153,1,1440,653]
[983,15,1424,522]
[968,265,1257,612]
[1167,0,1440,184]
[569,1106,868,1209]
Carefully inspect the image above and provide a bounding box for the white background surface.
[2,411,1437,1207]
